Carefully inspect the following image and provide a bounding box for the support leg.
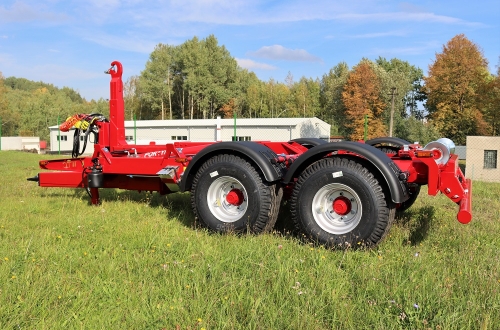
[90,188,100,205]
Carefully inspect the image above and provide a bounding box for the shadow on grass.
[273,201,372,250]
[396,205,435,246]
[61,188,197,228]
[44,187,436,247]
[273,200,301,238]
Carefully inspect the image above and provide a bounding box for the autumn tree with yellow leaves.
[342,61,387,140]
[424,34,490,144]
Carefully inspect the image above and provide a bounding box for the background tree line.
[0,76,108,142]
[0,34,498,145]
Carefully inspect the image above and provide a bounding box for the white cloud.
[123,1,484,28]
[0,1,484,30]
[75,0,122,25]
[0,1,68,23]
[236,58,277,70]
[88,0,121,7]
[82,31,157,54]
[327,30,408,40]
[335,12,484,27]
[248,45,323,63]
[398,2,427,13]
[349,31,408,38]
[95,0,350,26]
[371,41,441,56]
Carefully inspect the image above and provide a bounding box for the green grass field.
[1,151,499,329]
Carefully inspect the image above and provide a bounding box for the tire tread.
[290,157,395,247]
[191,154,281,234]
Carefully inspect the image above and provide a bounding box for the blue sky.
[1,0,499,100]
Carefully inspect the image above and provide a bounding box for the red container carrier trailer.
[28,61,472,248]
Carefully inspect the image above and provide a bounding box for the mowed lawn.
[1,151,499,329]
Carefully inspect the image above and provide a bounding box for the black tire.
[367,137,409,156]
[396,184,421,213]
[191,154,282,234]
[290,138,328,149]
[375,146,421,213]
[366,137,409,149]
[290,157,395,248]
[378,146,400,156]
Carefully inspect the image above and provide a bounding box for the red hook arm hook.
[104,61,123,78]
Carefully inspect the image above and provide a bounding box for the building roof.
[50,117,326,130]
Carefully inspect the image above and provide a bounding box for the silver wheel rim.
[207,176,248,222]
[311,183,362,234]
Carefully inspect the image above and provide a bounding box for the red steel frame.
[36,61,472,224]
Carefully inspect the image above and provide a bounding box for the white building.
[0,137,42,153]
[49,117,331,154]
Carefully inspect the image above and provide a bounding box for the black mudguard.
[282,141,409,204]
[179,141,284,192]
[290,138,328,148]
[365,137,410,148]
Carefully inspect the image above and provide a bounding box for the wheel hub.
[226,189,244,206]
[333,196,351,215]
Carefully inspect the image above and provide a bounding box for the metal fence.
[463,136,500,183]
